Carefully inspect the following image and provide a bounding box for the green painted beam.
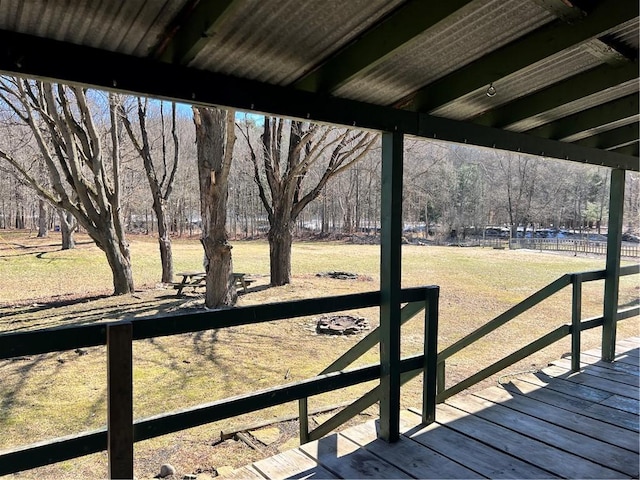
[471,63,638,128]
[0,29,637,170]
[294,0,473,93]
[0,430,107,476]
[0,288,434,359]
[418,113,639,170]
[379,131,404,442]
[572,123,639,150]
[525,94,639,140]
[402,0,638,112]
[437,325,570,402]
[152,0,238,65]
[602,169,625,361]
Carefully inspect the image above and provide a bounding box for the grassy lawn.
[0,230,638,479]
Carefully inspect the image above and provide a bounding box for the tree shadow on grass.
[0,293,188,333]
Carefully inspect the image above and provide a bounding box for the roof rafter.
[525,94,639,140]
[294,0,473,93]
[399,0,638,112]
[151,0,238,65]
[572,123,639,150]
[610,142,639,157]
[470,62,638,128]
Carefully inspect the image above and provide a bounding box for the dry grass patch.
[0,232,638,478]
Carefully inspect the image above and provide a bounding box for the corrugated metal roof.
[0,0,635,165]
[334,0,554,105]
[189,0,403,86]
[0,0,185,56]
[432,45,602,121]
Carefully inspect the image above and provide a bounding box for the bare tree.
[194,106,237,307]
[0,77,134,294]
[120,98,180,283]
[496,152,538,239]
[240,116,376,285]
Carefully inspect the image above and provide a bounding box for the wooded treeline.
[3,112,637,240]
[1,80,638,296]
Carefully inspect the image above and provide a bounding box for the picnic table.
[173,271,205,295]
[173,272,254,296]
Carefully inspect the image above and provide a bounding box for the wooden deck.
[222,337,639,479]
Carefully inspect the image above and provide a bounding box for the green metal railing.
[0,285,439,477]
[435,264,639,402]
[298,288,439,443]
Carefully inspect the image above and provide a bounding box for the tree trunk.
[153,198,173,283]
[59,209,76,249]
[194,106,236,308]
[268,221,292,286]
[37,198,48,237]
[101,230,135,295]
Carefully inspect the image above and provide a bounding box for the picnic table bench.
[173,272,254,296]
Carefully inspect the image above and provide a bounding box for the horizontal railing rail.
[436,264,639,402]
[0,286,439,477]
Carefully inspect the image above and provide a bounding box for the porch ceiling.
[0,0,637,169]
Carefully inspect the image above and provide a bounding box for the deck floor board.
[221,338,639,479]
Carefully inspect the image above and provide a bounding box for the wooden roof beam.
[151,0,239,65]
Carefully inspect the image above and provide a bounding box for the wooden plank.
[542,365,640,399]
[435,403,624,479]
[576,353,640,376]
[520,370,639,414]
[551,358,639,386]
[599,394,639,414]
[614,338,640,354]
[582,347,640,366]
[448,395,638,477]
[505,378,639,432]
[400,410,557,479]
[475,385,638,453]
[252,448,334,479]
[450,395,640,477]
[299,431,411,479]
[340,419,482,479]
[219,465,265,479]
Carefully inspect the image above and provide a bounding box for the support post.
[298,398,309,444]
[422,288,439,424]
[379,130,403,442]
[108,322,133,479]
[602,169,625,362]
[436,360,445,401]
[571,274,582,372]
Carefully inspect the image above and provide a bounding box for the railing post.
[379,130,403,442]
[436,360,445,402]
[298,398,309,444]
[571,274,582,372]
[603,169,624,362]
[422,288,439,424]
[107,322,133,480]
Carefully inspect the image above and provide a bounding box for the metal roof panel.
[189,0,403,86]
[0,0,185,56]
[334,0,554,105]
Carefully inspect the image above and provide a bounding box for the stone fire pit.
[316,315,370,335]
